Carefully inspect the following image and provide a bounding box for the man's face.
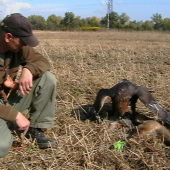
[5,33,26,52]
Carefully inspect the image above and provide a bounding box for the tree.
[85,16,101,27]
[28,15,46,30]
[142,21,154,30]
[109,12,120,28]
[128,21,138,30]
[127,20,143,30]
[116,13,130,29]
[101,11,125,28]
[119,13,130,25]
[162,18,170,31]
[151,13,163,30]
[62,12,75,29]
[46,14,62,30]
[79,18,88,27]
[71,16,82,29]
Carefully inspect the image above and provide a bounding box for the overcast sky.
[0,0,170,21]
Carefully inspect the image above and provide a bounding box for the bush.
[81,26,101,31]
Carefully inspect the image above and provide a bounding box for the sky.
[0,0,170,21]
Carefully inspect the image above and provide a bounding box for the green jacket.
[0,46,50,122]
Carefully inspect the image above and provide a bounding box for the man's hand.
[19,68,33,96]
[15,112,30,135]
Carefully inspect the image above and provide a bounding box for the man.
[0,13,56,158]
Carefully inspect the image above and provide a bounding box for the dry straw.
[1,30,170,170]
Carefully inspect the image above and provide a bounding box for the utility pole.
[107,0,113,29]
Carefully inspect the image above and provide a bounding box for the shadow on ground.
[71,102,114,121]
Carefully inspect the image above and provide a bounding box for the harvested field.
[1,30,170,170]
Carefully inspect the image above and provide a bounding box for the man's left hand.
[19,68,33,96]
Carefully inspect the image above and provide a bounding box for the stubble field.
[0,30,170,170]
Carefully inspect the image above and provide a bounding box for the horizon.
[0,0,170,21]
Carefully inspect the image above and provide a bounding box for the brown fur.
[109,119,170,146]
[133,120,170,146]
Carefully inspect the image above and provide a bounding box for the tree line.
[1,11,170,31]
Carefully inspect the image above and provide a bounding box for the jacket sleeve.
[0,104,18,122]
[20,46,51,77]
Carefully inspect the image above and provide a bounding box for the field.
[1,30,170,170]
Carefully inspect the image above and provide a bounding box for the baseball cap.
[0,13,39,47]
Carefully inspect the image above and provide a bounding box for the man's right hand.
[15,112,30,135]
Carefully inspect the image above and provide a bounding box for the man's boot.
[27,127,55,149]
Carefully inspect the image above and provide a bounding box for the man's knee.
[34,71,57,99]
[44,71,57,87]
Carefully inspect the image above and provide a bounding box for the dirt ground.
[0,30,170,170]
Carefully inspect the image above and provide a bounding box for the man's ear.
[5,33,13,43]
